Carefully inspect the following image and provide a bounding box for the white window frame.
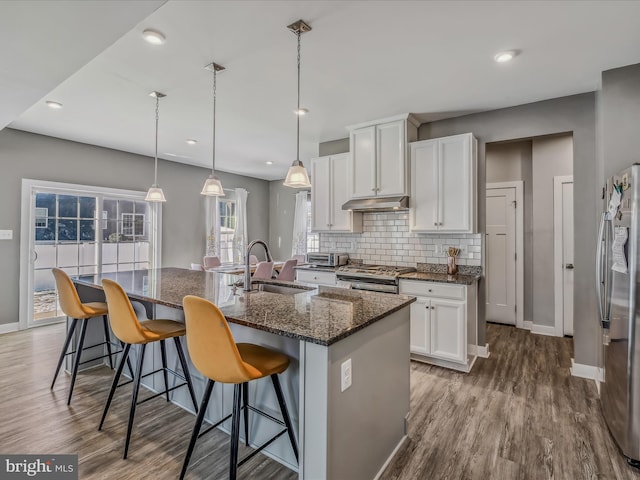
[19,179,162,330]
[121,212,146,237]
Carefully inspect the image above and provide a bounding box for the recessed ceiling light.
[266,161,274,165]
[494,50,517,63]
[185,139,197,145]
[164,152,191,159]
[143,29,166,45]
[294,108,309,116]
[46,101,63,109]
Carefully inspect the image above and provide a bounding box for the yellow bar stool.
[99,279,199,459]
[180,295,298,480]
[50,268,120,405]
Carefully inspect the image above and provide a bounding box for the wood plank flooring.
[380,323,640,480]
[2,322,639,479]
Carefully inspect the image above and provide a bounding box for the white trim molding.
[373,435,409,480]
[476,343,490,358]
[553,175,574,337]
[571,358,602,383]
[531,323,560,337]
[523,320,532,331]
[0,322,20,335]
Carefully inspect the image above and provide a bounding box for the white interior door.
[485,186,516,324]
[554,176,574,336]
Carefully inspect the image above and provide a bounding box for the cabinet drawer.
[296,269,336,286]
[399,280,465,300]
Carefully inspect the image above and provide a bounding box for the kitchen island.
[74,268,415,480]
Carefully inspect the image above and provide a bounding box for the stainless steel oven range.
[336,265,416,294]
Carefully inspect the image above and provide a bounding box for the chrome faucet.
[244,239,273,291]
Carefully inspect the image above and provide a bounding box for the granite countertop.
[74,267,415,346]
[399,271,480,285]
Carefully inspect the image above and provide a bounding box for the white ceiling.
[6,0,640,181]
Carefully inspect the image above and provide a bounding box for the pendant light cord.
[154,95,159,185]
[212,67,217,175]
[296,29,301,163]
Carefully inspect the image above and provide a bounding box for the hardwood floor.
[2,322,639,479]
[380,323,640,480]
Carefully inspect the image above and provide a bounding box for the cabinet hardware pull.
[428,289,432,292]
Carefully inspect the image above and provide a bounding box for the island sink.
[252,283,313,295]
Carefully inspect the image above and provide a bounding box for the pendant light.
[201,62,226,196]
[283,19,312,188]
[145,91,167,202]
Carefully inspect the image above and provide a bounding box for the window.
[218,198,236,263]
[306,194,319,253]
[121,213,146,237]
[35,207,48,228]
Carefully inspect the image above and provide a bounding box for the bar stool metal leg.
[174,336,198,413]
[67,318,89,405]
[179,379,215,480]
[51,318,78,389]
[102,315,114,369]
[229,384,242,480]
[99,343,131,430]
[271,374,299,462]
[159,340,170,402]
[124,343,147,459]
[242,382,249,447]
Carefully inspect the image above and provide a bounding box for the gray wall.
[486,140,534,324]
[268,180,307,260]
[531,135,573,327]
[318,137,349,157]
[0,128,270,326]
[419,93,597,365]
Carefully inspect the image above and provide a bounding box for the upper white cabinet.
[410,132,477,233]
[348,114,419,198]
[310,153,362,233]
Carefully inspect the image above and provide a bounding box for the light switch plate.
[0,230,13,240]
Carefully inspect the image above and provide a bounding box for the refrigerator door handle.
[596,212,607,325]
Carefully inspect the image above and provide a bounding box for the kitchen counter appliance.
[336,264,416,294]
[598,164,640,467]
[306,252,349,267]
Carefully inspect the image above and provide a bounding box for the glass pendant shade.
[284,160,311,188]
[201,175,225,196]
[145,185,166,202]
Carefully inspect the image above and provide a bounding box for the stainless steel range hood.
[342,196,409,212]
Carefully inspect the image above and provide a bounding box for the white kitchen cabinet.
[410,132,477,233]
[295,269,336,286]
[399,279,477,372]
[310,154,362,233]
[348,114,419,199]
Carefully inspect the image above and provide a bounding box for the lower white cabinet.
[400,279,477,372]
[295,269,336,286]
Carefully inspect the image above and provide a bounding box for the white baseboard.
[570,358,600,381]
[523,320,532,331]
[476,343,490,358]
[0,322,20,335]
[531,324,558,337]
[373,435,408,480]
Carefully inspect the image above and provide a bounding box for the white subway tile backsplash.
[319,212,482,267]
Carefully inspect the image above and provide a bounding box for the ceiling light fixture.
[294,108,309,116]
[46,101,63,109]
[200,62,225,196]
[283,19,312,188]
[494,50,517,63]
[266,161,274,165]
[185,139,197,145]
[145,91,167,202]
[142,29,166,45]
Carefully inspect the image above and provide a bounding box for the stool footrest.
[65,340,121,357]
[198,413,233,439]
[237,429,288,467]
[136,382,187,406]
[246,405,285,427]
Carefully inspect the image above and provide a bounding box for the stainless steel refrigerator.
[598,164,640,467]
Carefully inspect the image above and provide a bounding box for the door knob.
[565,263,574,269]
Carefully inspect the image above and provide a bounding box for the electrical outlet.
[341,358,352,392]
